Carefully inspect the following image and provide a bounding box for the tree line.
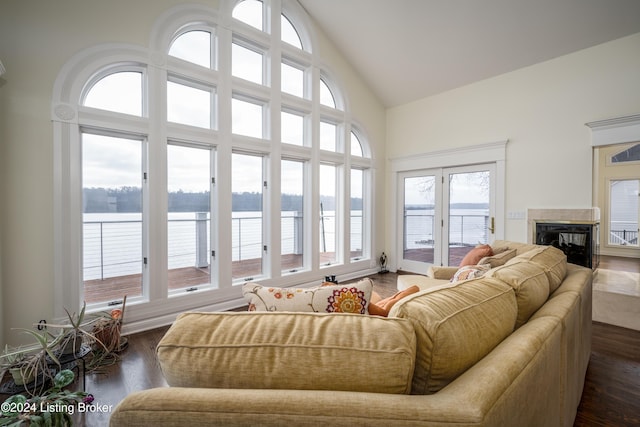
[83,187,362,213]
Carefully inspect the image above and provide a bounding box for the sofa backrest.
[507,245,567,293]
[389,278,517,395]
[485,260,550,328]
[157,311,417,394]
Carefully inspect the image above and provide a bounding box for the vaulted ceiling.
[298,0,640,107]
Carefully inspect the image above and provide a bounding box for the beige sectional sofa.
[110,240,592,427]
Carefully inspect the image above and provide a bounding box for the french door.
[398,163,496,272]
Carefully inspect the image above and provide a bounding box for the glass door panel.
[398,163,496,272]
[402,174,437,267]
[446,169,492,266]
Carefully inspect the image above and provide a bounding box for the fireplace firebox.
[534,221,599,269]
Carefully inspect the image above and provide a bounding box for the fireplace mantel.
[527,208,600,243]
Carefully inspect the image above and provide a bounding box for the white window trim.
[52,1,375,334]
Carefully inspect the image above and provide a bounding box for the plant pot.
[9,367,35,386]
[61,334,84,355]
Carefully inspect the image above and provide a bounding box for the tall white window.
[281,159,306,272]
[82,133,145,305]
[54,1,374,326]
[319,164,338,265]
[232,153,265,280]
[168,144,214,292]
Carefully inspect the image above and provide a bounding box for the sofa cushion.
[157,311,416,394]
[243,278,373,314]
[485,260,550,328]
[389,278,517,394]
[507,245,567,293]
[459,244,493,266]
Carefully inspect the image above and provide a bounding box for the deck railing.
[404,213,489,249]
[83,212,362,281]
[610,229,639,246]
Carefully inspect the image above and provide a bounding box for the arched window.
[169,30,213,68]
[83,70,143,116]
[232,0,263,31]
[320,78,336,109]
[52,1,374,330]
[281,14,302,49]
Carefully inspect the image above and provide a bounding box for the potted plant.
[57,303,89,356]
[1,345,34,387]
[87,297,127,370]
[12,329,63,396]
[0,369,90,426]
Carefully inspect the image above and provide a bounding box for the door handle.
[488,217,495,234]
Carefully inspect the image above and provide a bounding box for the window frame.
[52,1,375,328]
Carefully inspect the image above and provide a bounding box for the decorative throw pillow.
[450,264,490,283]
[243,278,373,314]
[478,248,517,268]
[459,244,493,266]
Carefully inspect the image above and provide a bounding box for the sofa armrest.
[109,387,481,427]
[426,266,459,280]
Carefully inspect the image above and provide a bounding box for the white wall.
[386,32,640,266]
[0,0,385,346]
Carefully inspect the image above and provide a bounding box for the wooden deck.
[403,245,475,267]
[83,252,347,304]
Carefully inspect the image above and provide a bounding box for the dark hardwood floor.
[2,261,639,426]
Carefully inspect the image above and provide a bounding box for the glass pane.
[232,153,263,279]
[351,168,363,259]
[611,144,640,163]
[609,179,639,246]
[320,164,337,265]
[82,134,143,304]
[282,159,304,272]
[320,79,336,108]
[282,62,304,97]
[167,81,211,128]
[320,121,337,152]
[232,97,263,138]
[350,131,363,157]
[281,110,304,145]
[232,0,263,31]
[403,176,435,264]
[232,43,263,84]
[168,145,212,291]
[281,15,302,49]
[169,30,211,68]
[84,71,142,116]
[448,171,490,265]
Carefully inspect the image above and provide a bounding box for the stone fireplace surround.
[526,208,600,244]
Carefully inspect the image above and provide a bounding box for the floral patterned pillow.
[243,278,373,314]
[450,264,490,283]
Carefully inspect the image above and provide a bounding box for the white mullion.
[146,61,168,302]
[216,23,234,289]
[268,0,282,280]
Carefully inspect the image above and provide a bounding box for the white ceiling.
[298,0,640,107]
